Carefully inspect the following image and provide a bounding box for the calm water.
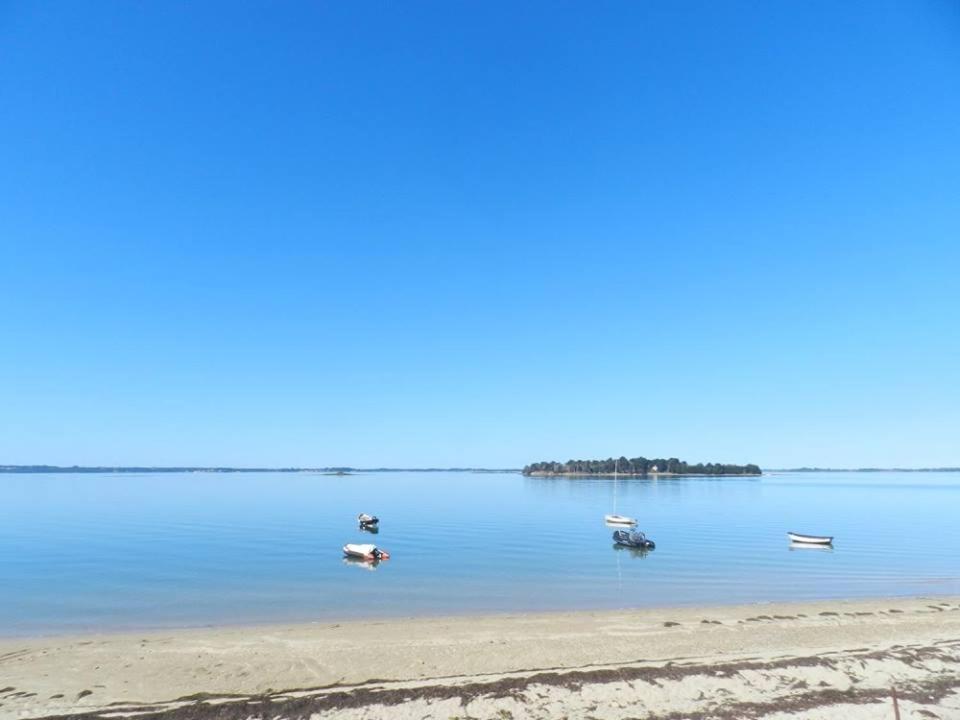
[1,470,958,636]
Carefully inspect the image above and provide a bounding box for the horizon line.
[2,464,960,475]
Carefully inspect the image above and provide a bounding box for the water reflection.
[788,542,834,553]
[342,556,381,571]
[611,544,652,559]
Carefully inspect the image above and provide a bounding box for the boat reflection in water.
[359,524,379,535]
[611,543,652,559]
[788,542,834,553]
[342,556,382,571]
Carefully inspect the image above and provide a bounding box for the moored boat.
[357,513,379,527]
[342,543,390,560]
[787,531,833,545]
[603,459,637,526]
[612,528,655,549]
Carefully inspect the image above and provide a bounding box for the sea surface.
[1,470,958,636]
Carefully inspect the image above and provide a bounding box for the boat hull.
[604,514,637,526]
[787,532,833,545]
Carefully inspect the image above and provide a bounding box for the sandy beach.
[1,595,959,719]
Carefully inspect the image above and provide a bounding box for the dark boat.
[612,528,655,549]
[357,513,379,529]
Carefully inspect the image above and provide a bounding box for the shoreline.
[2,594,959,719]
[1,588,952,642]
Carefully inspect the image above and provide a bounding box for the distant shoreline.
[0,465,521,474]
[3,465,958,475]
[770,467,960,473]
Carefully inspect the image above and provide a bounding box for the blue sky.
[1,2,959,468]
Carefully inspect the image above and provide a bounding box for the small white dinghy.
[342,543,390,560]
[787,531,833,545]
[357,513,379,526]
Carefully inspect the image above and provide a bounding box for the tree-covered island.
[523,457,762,476]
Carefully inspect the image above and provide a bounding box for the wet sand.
[1,595,959,719]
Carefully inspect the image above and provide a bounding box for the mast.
[613,457,619,513]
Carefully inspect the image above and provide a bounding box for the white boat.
[342,543,390,560]
[357,513,379,526]
[787,531,833,545]
[603,459,637,526]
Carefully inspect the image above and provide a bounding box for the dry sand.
[1,595,959,719]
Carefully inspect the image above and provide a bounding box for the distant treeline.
[0,465,519,474]
[773,467,960,473]
[0,465,320,474]
[523,457,762,476]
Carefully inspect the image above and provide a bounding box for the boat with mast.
[604,458,637,526]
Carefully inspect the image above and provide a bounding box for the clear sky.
[2,2,959,469]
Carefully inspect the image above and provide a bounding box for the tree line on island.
[522,457,762,476]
